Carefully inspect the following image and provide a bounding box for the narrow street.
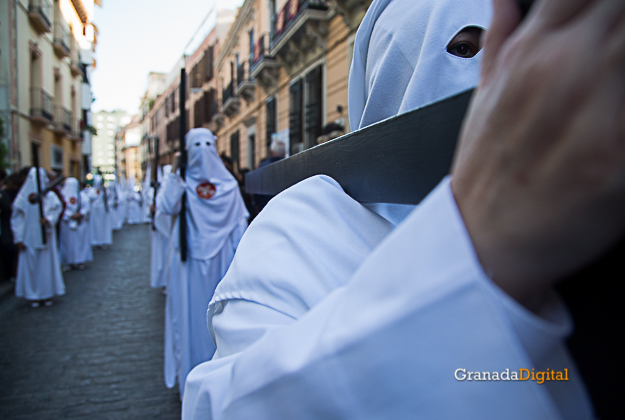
[0,224,181,419]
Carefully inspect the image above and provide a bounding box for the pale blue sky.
[91,0,244,115]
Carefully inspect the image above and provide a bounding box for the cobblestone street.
[0,224,181,419]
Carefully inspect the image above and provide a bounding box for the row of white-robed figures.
[74,173,154,253]
[10,171,154,306]
[147,129,249,399]
[102,174,155,235]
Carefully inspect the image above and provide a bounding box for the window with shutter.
[248,134,256,169]
[289,80,303,155]
[194,95,204,128]
[249,29,255,62]
[266,97,277,154]
[230,130,240,171]
[205,46,214,82]
[205,89,214,123]
[305,66,323,149]
[200,54,206,85]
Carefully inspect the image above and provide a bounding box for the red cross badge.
[69,197,77,205]
[196,182,216,200]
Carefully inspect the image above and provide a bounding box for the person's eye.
[206,142,210,146]
[195,142,200,146]
[447,42,478,58]
[446,26,483,59]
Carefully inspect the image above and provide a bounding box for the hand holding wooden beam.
[452,0,625,302]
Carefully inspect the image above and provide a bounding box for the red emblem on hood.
[28,193,37,204]
[69,197,77,205]
[196,182,216,199]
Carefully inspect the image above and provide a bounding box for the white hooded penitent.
[158,128,248,398]
[182,1,594,419]
[60,177,92,266]
[12,168,65,301]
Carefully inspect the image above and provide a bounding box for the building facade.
[214,0,371,171]
[91,109,131,173]
[115,115,141,185]
[138,71,165,175]
[142,9,237,172]
[139,1,371,176]
[1,0,100,177]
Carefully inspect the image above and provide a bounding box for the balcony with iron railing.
[28,0,53,33]
[30,87,54,124]
[222,80,240,118]
[250,33,281,92]
[235,61,255,102]
[212,99,224,132]
[53,22,71,58]
[70,39,82,78]
[270,0,332,74]
[333,0,373,30]
[69,115,82,141]
[70,59,83,78]
[53,105,72,135]
[75,123,85,141]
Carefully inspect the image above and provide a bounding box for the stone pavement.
[0,224,181,419]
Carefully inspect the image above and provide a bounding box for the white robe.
[12,187,65,301]
[159,171,247,398]
[60,190,92,265]
[142,187,154,223]
[208,176,394,357]
[111,189,126,230]
[89,187,113,246]
[127,192,142,225]
[151,166,173,289]
[150,209,172,289]
[182,178,595,419]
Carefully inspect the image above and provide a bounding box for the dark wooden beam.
[245,88,473,204]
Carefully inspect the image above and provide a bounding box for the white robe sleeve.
[157,173,185,216]
[211,300,295,358]
[11,206,26,244]
[80,192,91,216]
[182,177,594,420]
[208,175,394,358]
[44,192,63,226]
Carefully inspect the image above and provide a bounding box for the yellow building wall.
[325,15,350,126]
[16,0,87,175]
[215,3,360,170]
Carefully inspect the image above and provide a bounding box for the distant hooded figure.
[157,128,248,397]
[60,177,92,268]
[111,180,126,231]
[150,165,172,289]
[126,182,143,225]
[142,169,154,224]
[12,168,65,306]
[88,174,113,248]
